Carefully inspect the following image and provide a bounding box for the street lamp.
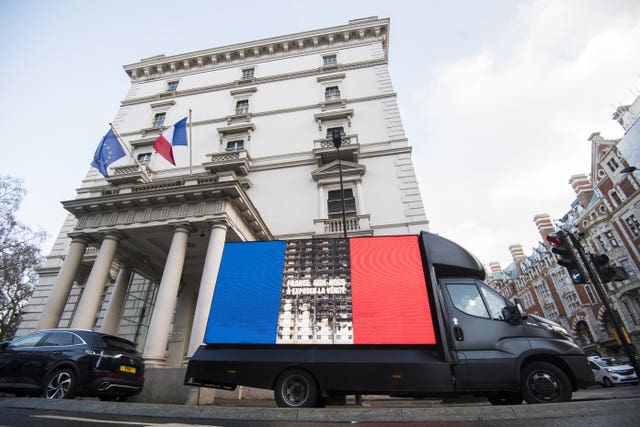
[620,166,637,174]
[331,128,348,239]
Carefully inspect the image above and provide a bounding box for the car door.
[0,331,47,388]
[442,279,530,391]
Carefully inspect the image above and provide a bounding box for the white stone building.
[19,17,428,372]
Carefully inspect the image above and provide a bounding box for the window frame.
[327,188,357,219]
[322,54,338,66]
[235,99,249,115]
[152,112,166,128]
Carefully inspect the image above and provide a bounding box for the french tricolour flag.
[153,117,188,165]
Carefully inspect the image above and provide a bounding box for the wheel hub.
[529,372,559,400]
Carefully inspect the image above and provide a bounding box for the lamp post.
[331,129,348,239]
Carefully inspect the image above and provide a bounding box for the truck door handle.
[453,326,464,341]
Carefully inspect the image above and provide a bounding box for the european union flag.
[91,129,126,177]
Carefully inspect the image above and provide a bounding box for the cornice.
[123,17,389,82]
[120,58,387,107]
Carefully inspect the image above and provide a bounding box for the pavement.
[1,396,639,424]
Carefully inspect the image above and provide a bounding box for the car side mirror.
[502,305,521,323]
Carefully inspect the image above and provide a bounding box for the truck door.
[441,279,529,391]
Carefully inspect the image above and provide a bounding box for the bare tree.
[0,175,46,342]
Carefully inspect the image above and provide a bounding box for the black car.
[0,329,144,400]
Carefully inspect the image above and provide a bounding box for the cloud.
[413,0,640,268]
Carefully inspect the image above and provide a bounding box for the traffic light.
[591,254,628,282]
[546,231,585,283]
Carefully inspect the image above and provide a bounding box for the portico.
[38,173,271,367]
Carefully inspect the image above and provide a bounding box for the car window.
[479,285,509,320]
[8,331,47,348]
[103,336,138,353]
[589,361,600,370]
[447,283,489,318]
[39,331,77,347]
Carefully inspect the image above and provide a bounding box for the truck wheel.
[521,362,571,404]
[274,369,321,408]
[487,391,522,405]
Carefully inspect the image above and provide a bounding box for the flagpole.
[109,123,152,183]
[188,109,193,176]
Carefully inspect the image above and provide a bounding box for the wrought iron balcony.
[202,149,251,176]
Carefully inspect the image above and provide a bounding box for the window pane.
[480,285,508,320]
[447,283,489,318]
[8,331,47,348]
[226,140,244,151]
[153,113,166,127]
[328,189,356,218]
[323,54,337,65]
[40,332,75,347]
[167,81,178,92]
[242,68,254,79]
[236,100,249,114]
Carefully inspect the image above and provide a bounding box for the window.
[226,140,244,151]
[447,283,489,318]
[242,68,254,79]
[611,191,622,205]
[326,126,345,142]
[604,230,619,248]
[606,158,620,172]
[7,331,47,348]
[167,81,179,92]
[325,86,340,100]
[40,331,79,347]
[152,112,166,128]
[323,54,337,66]
[479,285,509,320]
[328,189,357,219]
[625,214,640,236]
[235,99,249,115]
[584,284,596,304]
[137,153,151,164]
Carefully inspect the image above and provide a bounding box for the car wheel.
[521,361,572,404]
[45,368,77,399]
[274,369,322,408]
[487,391,523,405]
[603,377,613,387]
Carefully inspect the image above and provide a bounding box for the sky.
[1,0,639,269]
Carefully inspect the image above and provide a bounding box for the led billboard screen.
[204,236,436,345]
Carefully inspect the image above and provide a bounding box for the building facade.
[489,105,640,358]
[18,17,428,370]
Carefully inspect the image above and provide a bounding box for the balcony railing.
[312,134,359,165]
[106,163,152,185]
[314,214,370,236]
[202,149,251,176]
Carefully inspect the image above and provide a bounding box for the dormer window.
[242,68,255,79]
[235,99,249,115]
[607,158,620,172]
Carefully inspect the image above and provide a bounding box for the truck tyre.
[274,369,321,408]
[487,391,522,405]
[521,362,571,404]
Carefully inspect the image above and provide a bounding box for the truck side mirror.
[502,305,521,323]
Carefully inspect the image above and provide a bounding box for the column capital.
[207,220,229,231]
[101,230,122,242]
[67,232,91,245]
[171,223,193,234]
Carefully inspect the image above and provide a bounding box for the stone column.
[143,225,190,367]
[186,222,228,359]
[71,232,120,329]
[38,235,89,330]
[100,264,133,335]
